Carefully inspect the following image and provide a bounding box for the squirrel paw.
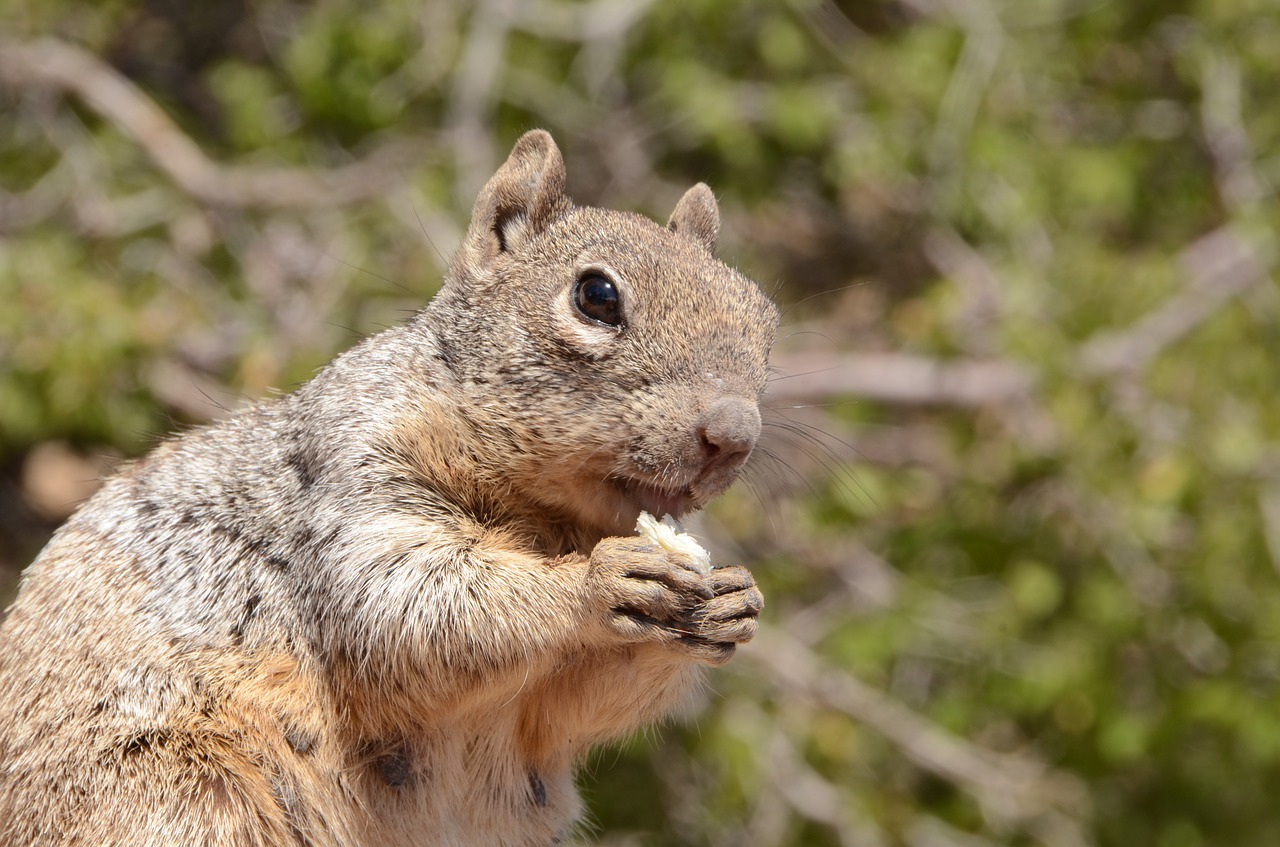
[588,537,763,666]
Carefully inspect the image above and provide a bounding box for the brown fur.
[0,130,778,846]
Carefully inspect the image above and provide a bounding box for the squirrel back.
[0,130,778,847]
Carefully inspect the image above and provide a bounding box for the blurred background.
[2,0,1279,844]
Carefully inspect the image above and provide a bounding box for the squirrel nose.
[696,396,761,476]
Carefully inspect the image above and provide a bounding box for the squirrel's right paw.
[587,536,759,665]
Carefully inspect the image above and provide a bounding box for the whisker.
[764,411,865,458]
[741,477,778,537]
[767,400,856,411]
[759,417,875,508]
[776,328,843,346]
[411,199,447,267]
[323,252,412,294]
[750,435,834,501]
[777,281,871,319]
[765,365,843,383]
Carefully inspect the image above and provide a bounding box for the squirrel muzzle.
[695,395,760,485]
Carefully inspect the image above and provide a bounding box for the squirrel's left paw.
[676,565,763,667]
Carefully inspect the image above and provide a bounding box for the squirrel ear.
[460,130,570,268]
[667,183,720,255]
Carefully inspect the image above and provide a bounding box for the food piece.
[635,510,713,575]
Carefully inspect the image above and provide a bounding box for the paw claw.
[589,535,761,664]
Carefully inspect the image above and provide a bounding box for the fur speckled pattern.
[0,130,778,846]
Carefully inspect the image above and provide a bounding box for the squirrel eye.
[573,274,623,327]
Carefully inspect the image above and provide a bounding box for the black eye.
[573,274,623,327]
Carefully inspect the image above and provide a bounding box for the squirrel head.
[421,131,778,537]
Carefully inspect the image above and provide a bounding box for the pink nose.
[696,396,761,477]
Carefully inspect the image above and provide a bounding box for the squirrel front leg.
[325,523,761,716]
[513,537,765,756]
[586,536,763,666]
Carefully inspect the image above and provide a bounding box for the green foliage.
[3,0,1280,844]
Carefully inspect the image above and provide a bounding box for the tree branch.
[768,351,1035,407]
[745,626,1092,838]
[0,37,420,210]
[1079,226,1274,376]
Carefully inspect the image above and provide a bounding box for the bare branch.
[509,0,656,41]
[1074,51,1278,377]
[927,0,1003,177]
[446,0,512,205]
[923,225,1005,354]
[1080,226,1274,376]
[1200,53,1268,211]
[763,724,890,846]
[1259,482,1280,579]
[745,627,1092,838]
[0,37,421,210]
[779,225,1270,410]
[768,351,1034,407]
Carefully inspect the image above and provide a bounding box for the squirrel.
[0,130,779,847]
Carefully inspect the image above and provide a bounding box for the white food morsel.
[635,510,713,575]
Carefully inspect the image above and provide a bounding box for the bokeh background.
[3,1,1280,844]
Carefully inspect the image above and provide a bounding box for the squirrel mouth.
[614,478,693,520]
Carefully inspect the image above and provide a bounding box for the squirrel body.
[0,131,778,846]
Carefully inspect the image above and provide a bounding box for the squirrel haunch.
[0,130,779,847]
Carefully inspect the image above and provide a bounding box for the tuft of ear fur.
[667,183,720,255]
[458,130,571,270]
